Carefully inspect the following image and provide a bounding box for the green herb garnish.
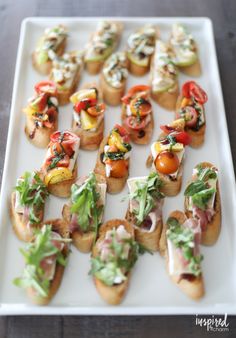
[13,225,69,297]
[166,217,203,276]
[15,172,48,224]
[129,172,164,226]
[70,173,104,236]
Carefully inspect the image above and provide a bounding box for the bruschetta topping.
[14,171,48,225]
[151,127,191,178]
[69,172,106,235]
[127,172,164,232]
[51,51,83,90]
[177,81,208,130]
[42,130,80,186]
[166,216,202,277]
[127,25,156,66]
[13,224,70,297]
[35,25,68,65]
[170,23,198,67]
[184,164,218,230]
[85,21,120,61]
[102,125,131,178]
[90,225,139,286]
[122,85,152,131]
[71,88,105,131]
[103,52,128,88]
[23,81,58,136]
[151,40,178,93]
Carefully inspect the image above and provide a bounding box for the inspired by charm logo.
[196,314,230,332]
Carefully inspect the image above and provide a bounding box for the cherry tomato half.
[35,81,57,96]
[106,159,128,178]
[179,106,198,128]
[155,151,179,175]
[174,131,192,145]
[189,82,208,104]
[125,116,148,131]
[121,85,150,104]
[50,131,78,157]
[113,124,130,142]
[87,103,106,117]
[129,97,152,117]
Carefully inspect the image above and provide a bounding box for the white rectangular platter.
[0,17,236,315]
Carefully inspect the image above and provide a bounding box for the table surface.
[0,0,235,337]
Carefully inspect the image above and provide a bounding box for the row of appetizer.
[11,127,221,305]
[24,79,207,154]
[31,22,200,110]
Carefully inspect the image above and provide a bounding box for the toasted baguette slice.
[176,95,205,148]
[85,22,123,75]
[62,173,106,253]
[72,118,104,151]
[26,218,69,305]
[92,218,134,305]
[10,192,44,242]
[125,209,162,252]
[25,113,58,148]
[32,39,66,75]
[127,56,150,76]
[121,105,154,145]
[160,210,204,300]
[94,137,129,194]
[50,66,81,106]
[151,83,179,111]
[100,73,126,106]
[184,162,221,246]
[178,58,201,77]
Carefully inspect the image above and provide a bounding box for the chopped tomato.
[87,103,106,117]
[113,124,130,142]
[105,159,128,178]
[174,131,192,145]
[35,81,57,96]
[30,93,48,111]
[155,151,179,175]
[45,154,70,168]
[125,116,148,130]
[129,97,152,117]
[74,98,97,113]
[43,107,57,128]
[121,85,150,104]
[182,81,208,104]
[189,82,208,104]
[50,131,78,157]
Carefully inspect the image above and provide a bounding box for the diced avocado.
[127,52,149,67]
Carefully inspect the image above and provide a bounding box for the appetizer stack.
[10,20,222,307]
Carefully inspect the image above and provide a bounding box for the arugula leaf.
[167,222,203,276]
[129,172,164,225]
[197,166,217,181]
[15,172,48,224]
[70,173,104,234]
[191,188,216,210]
[184,181,207,197]
[13,225,69,297]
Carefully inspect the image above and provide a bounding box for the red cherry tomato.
[179,106,198,128]
[113,124,130,142]
[87,103,106,117]
[43,107,57,129]
[125,116,148,131]
[155,151,179,175]
[182,81,208,104]
[121,85,150,104]
[189,82,208,104]
[173,131,192,145]
[129,97,152,117]
[50,131,79,157]
[74,98,97,113]
[35,81,57,96]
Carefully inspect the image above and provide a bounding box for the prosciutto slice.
[192,205,215,231]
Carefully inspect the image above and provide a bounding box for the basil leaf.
[191,188,216,210]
